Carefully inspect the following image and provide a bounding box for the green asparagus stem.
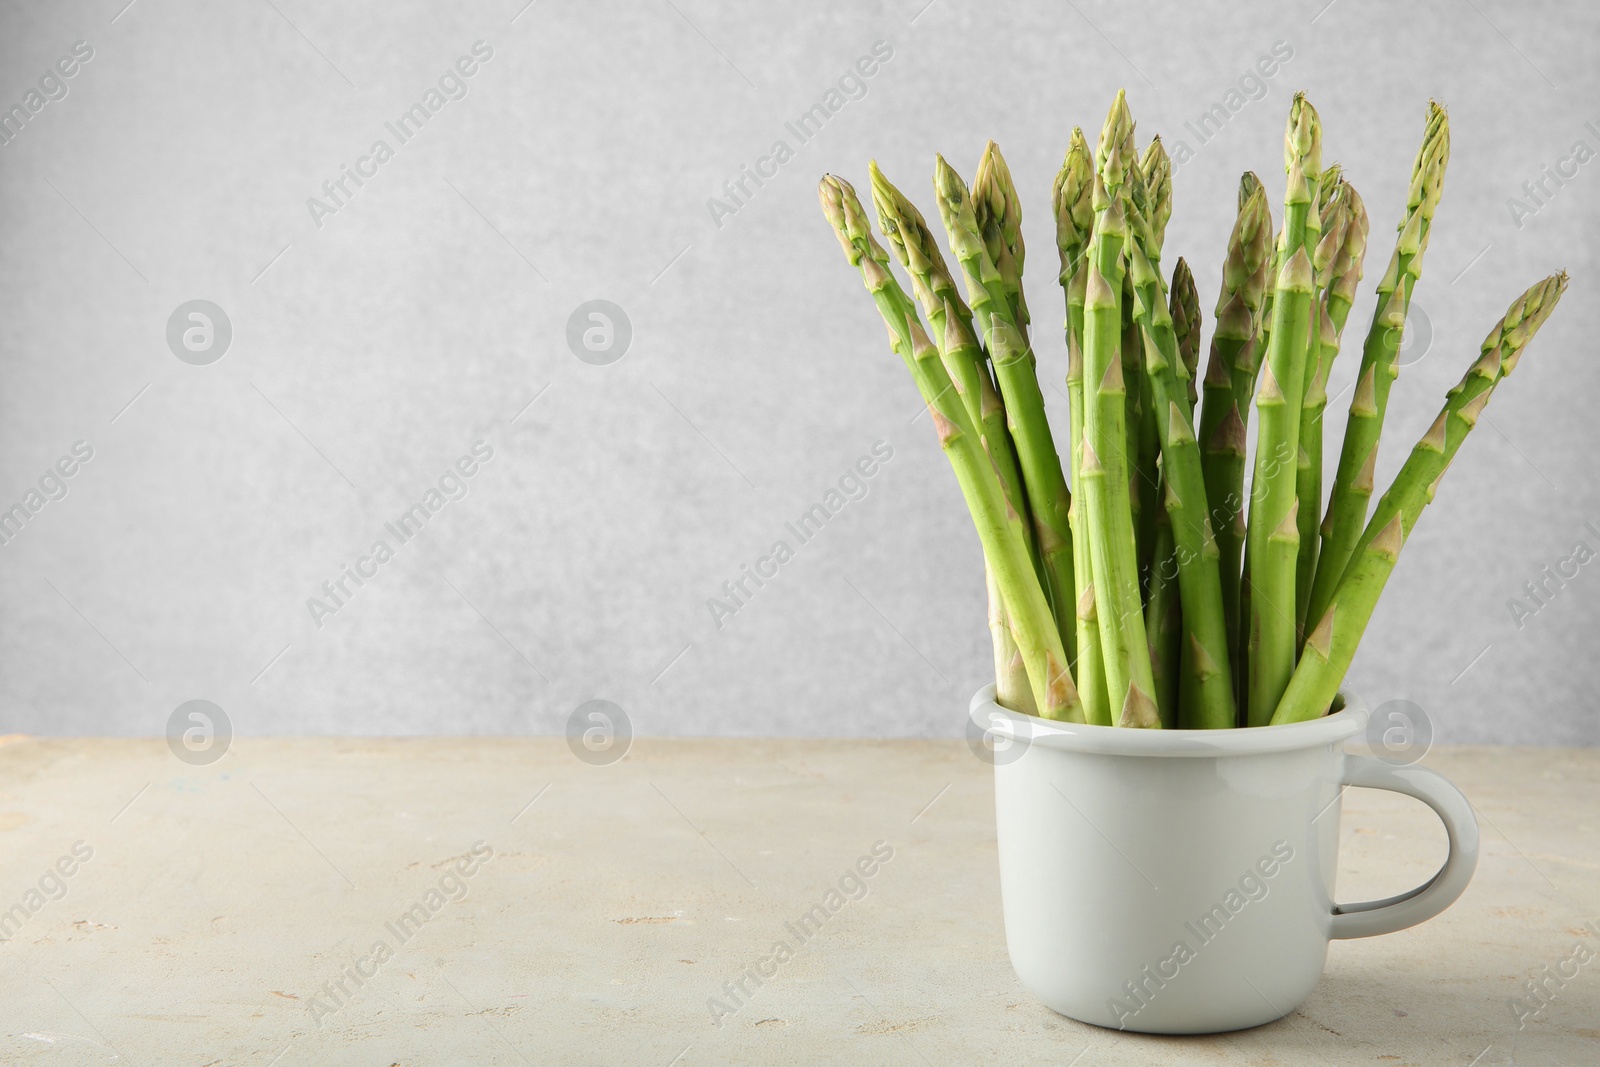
[1280,103,1331,655]
[1295,180,1370,639]
[820,175,1083,721]
[1127,242,1239,730]
[934,153,1078,656]
[987,563,1037,714]
[1168,256,1201,720]
[1273,273,1566,724]
[1080,91,1160,728]
[973,142,1029,344]
[1128,271,1159,594]
[1144,498,1181,728]
[1247,96,1321,726]
[968,319,1041,712]
[1145,142,1178,655]
[1308,102,1449,627]
[1200,180,1273,705]
[1053,128,1112,726]
[870,163,1044,708]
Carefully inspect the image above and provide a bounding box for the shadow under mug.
[973,684,1479,1034]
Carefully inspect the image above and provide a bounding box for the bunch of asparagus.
[820,90,1566,728]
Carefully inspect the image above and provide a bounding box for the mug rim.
[972,684,1368,757]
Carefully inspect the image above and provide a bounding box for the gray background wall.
[0,0,1594,743]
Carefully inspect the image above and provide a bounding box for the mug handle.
[1328,754,1480,940]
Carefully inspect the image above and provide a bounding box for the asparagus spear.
[1152,224,1191,731]
[1199,180,1273,699]
[1349,272,1565,581]
[1295,180,1370,637]
[1235,174,1281,723]
[1128,143,1168,593]
[1137,154,1175,708]
[955,310,1042,713]
[1080,91,1160,729]
[934,154,1078,657]
[1251,100,1323,402]
[1273,273,1566,724]
[1053,128,1112,726]
[870,164,1045,708]
[820,175,1083,721]
[1307,102,1449,627]
[1247,96,1321,726]
[973,142,1029,344]
[1127,223,1239,730]
[1280,110,1331,617]
[1130,138,1172,460]
[1168,256,1202,720]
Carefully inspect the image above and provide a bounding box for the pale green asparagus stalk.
[1200,179,1273,708]
[1137,164,1178,725]
[1127,216,1239,730]
[1348,272,1566,588]
[1080,91,1160,728]
[870,162,1042,711]
[1247,95,1321,726]
[934,152,1078,656]
[1307,102,1449,628]
[953,310,1040,713]
[1052,127,1112,726]
[1168,256,1202,722]
[987,564,1036,714]
[1274,273,1565,723]
[820,175,1083,721]
[1295,179,1369,638]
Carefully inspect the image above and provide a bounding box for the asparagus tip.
[1285,91,1323,179]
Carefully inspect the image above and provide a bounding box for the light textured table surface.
[0,736,1595,1066]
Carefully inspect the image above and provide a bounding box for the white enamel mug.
[974,684,1479,1034]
